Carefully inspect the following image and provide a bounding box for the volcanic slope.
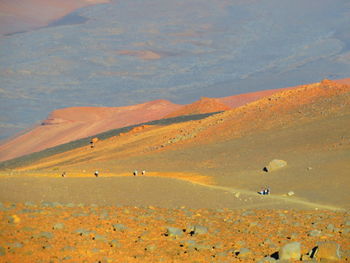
[10,79,350,209]
[0,100,182,162]
[0,87,290,162]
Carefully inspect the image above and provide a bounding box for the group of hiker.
[258,187,270,195]
[61,170,146,177]
[133,170,146,176]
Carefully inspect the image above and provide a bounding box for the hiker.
[61,172,66,177]
[142,170,146,176]
[133,170,138,176]
[94,170,99,177]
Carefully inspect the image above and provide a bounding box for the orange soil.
[334,78,350,85]
[191,79,350,143]
[217,86,294,108]
[0,204,349,262]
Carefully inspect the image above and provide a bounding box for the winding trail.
[0,171,346,211]
[191,181,346,211]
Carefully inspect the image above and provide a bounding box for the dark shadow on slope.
[47,13,89,27]
[0,111,223,170]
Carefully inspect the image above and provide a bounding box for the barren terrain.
[0,80,349,262]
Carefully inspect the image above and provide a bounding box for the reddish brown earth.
[0,202,349,262]
[217,87,293,108]
[165,97,231,118]
[334,78,350,85]
[0,100,182,162]
[0,0,109,35]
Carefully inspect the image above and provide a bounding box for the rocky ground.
[0,202,349,262]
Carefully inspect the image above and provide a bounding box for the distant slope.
[0,111,221,170]
[0,100,182,162]
[165,87,294,118]
[0,86,295,162]
[12,79,350,208]
[13,79,350,172]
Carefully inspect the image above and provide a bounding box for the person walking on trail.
[133,170,138,176]
[61,172,66,177]
[94,170,99,177]
[142,170,146,176]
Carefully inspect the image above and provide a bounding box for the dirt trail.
[196,183,345,211]
[1,171,343,211]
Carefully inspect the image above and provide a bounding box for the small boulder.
[93,234,107,241]
[112,223,128,232]
[263,159,287,172]
[109,239,121,248]
[37,231,54,239]
[53,223,65,230]
[74,228,92,236]
[237,248,252,258]
[165,227,183,238]
[314,241,341,260]
[186,225,208,235]
[8,215,20,224]
[279,242,301,260]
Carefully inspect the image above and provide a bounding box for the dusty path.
[194,183,345,211]
[0,173,345,211]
